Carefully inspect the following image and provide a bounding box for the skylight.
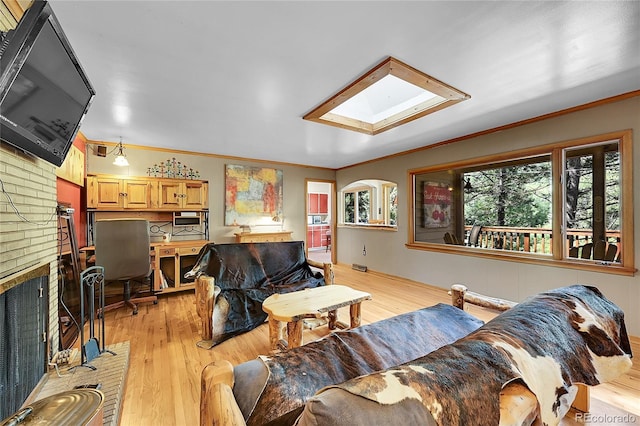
[303,57,470,135]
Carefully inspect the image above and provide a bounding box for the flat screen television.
[0,1,95,167]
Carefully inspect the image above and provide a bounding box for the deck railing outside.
[462,225,621,261]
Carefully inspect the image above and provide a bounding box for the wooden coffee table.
[263,284,372,350]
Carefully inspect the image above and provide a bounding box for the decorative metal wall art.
[147,157,200,179]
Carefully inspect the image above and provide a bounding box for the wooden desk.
[81,239,210,293]
[234,231,292,243]
[262,285,372,350]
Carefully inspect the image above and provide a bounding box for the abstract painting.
[225,164,283,225]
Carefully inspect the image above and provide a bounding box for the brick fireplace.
[0,143,60,419]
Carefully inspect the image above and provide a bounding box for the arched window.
[340,179,397,228]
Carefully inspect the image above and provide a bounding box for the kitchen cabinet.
[86,174,209,246]
[308,193,328,214]
[307,225,330,249]
[87,174,208,211]
[86,176,152,209]
[157,180,208,210]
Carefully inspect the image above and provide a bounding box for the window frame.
[342,185,372,225]
[406,130,635,276]
[382,183,398,226]
[339,180,398,229]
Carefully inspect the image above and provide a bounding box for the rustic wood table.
[262,284,372,351]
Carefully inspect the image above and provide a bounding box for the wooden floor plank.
[93,263,638,425]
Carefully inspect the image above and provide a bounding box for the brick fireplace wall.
[0,142,60,356]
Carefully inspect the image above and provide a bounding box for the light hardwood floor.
[97,264,639,425]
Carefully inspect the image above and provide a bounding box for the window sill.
[405,242,636,276]
[339,224,397,231]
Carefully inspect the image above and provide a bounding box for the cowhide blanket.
[297,285,632,426]
[239,304,484,426]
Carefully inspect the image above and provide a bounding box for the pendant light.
[113,137,129,166]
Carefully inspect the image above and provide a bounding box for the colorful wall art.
[225,164,283,226]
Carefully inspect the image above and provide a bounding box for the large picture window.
[407,130,634,275]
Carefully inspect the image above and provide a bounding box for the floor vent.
[351,264,368,272]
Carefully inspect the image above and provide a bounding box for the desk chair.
[95,219,157,315]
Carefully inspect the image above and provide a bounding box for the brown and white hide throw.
[300,285,632,426]
[239,304,484,426]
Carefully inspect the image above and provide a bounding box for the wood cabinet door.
[309,193,319,214]
[158,181,183,209]
[183,181,206,209]
[312,228,322,247]
[123,180,151,209]
[94,178,123,209]
[319,193,329,214]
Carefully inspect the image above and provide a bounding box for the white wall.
[336,96,640,336]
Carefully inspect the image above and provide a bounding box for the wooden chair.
[604,243,618,262]
[444,232,462,245]
[468,224,482,247]
[569,240,618,262]
[569,242,592,259]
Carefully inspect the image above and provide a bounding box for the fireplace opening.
[0,273,49,419]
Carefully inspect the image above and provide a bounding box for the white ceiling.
[49,1,640,169]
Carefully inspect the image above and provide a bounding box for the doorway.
[306,180,335,264]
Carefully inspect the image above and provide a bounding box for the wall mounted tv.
[0,1,95,167]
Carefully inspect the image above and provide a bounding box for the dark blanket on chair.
[238,304,484,426]
[298,285,632,426]
[188,241,326,343]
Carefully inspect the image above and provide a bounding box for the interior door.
[305,180,336,264]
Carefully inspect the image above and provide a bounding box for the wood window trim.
[381,183,397,227]
[406,129,635,276]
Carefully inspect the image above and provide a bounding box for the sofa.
[200,285,632,426]
[185,241,333,348]
[201,303,485,426]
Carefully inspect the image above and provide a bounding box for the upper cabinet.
[87,174,208,211]
[308,193,328,214]
[86,176,152,209]
[158,180,207,210]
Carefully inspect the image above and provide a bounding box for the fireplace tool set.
[76,266,116,370]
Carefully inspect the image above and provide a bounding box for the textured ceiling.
[49,0,640,169]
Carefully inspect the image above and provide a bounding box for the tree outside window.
[463,157,552,251]
[344,192,355,223]
[357,190,370,223]
[343,189,369,224]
